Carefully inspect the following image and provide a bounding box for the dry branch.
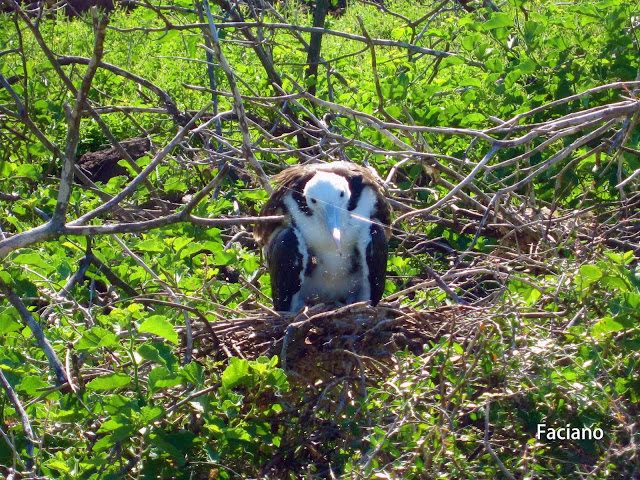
[0,369,35,469]
[53,9,110,229]
[0,277,68,385]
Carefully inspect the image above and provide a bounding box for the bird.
[254,161,391,312]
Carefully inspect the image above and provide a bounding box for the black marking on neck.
[349,247,361,274]
[291,189,312,216]
[346,176,364,211]
[305,250,318,276]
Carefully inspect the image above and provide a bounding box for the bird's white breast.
[284,186,379,311]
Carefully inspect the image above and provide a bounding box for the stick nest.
[195,302,478,381]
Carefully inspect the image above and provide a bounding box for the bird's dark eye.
[340,192,345,198]
[311,198,317,204]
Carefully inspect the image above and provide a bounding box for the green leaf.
[222,357,251,389]
[459,78,482,88]
[0,307,22,334]
[139,315,178,345]
[97,417,127,433]
[173,237,193,252]
[140,405,164,425]
[460,113,486,126]
[226,426,252,443]
[461,34,480,51]
[441,56,465,68]
[179,240,220,259]
[137,238,166,253]
[16,163,40,180]
[390,26,410,40]
[166,180,188,194]
[523,20,544,43]
[214,249,236,265]
[19,376,49,396]
[44,458,71,474]
[518,58,537,74]
[504,70,522,88]
[591,317,624,337]
[149,367,182,392]
[483,12,513,30]
[578,264,603,288]
[149,431,193,465]
[102,394,132,416]
[137,343,165,365]
[12,252,47,267]
[154,342,178,372]
[159,29,180,43]
[142,7,156,20]
[86,373,131,391]
[116,159,138,176]
[485,57,504,73]
[604,251,623,264]
[180,361,204,386]
[76,327,118,351]
[0,161,14,176]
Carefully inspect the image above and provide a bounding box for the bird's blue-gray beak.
[322,205,343,253]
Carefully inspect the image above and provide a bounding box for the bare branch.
[484,400,517,480]
[52,9,109,228]
[56,56,184,125]
[0,277,68,385]
[201,0,272,194]
[0,369,35,469]
[69,100,215,226]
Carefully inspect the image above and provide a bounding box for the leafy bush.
[0,0,639,478]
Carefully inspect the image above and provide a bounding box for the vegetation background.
[0,0,639,478]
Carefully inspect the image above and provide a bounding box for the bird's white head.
[302,171,351,253]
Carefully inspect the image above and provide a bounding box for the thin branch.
[0,72,24,116]
[0,277,68,385]
[356,15,395,123]
[109,20,479,65]
[111,235,194,364]
[55,56,184,125]
[393,145,500,226]
[0,369,35,469]
[69,100,215,226]
[61,214,284,236]
[201,0,272,194]
[484,400,518,480]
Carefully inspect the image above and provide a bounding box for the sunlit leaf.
[139,315,178,345]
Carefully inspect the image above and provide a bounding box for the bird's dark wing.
[266,226,304,311]
[366,223,388,305]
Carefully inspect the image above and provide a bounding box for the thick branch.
[305,0,328,97]
[52,10,109,228]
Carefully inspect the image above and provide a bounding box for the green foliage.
[1,0,640,478]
